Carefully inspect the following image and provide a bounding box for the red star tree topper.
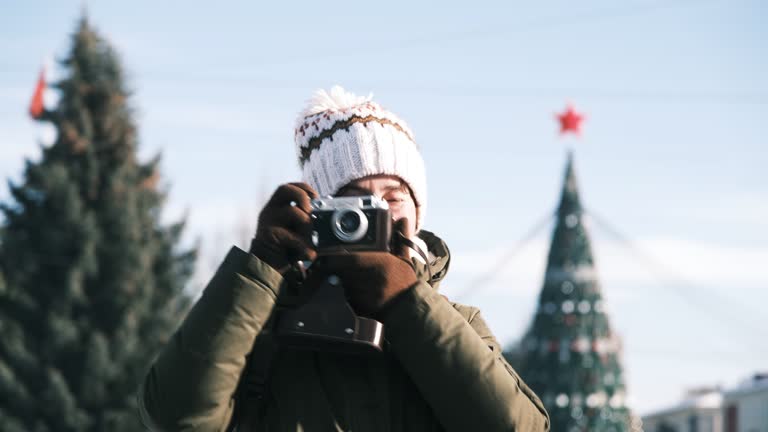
[556,104,585,136]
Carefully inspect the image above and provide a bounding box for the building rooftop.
[643,372,768,419]
[723,373,768,398]
[643,389,723,420]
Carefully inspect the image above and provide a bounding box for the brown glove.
[313,218,418,316]
[250,183,318,274]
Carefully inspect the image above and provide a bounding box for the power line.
[174,0,724,70]
[449,210,554,302]
[120,0,768,107]
[586,208,766,339]
[129,75,768,105]
[448,203,765,357]
[627,347,768,361]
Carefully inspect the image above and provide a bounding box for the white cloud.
[628,237,768,285]
[446,240,550,297]
[664,192,768,226]
[445,235,768,297]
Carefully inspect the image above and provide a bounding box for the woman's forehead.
[342,175,407,192]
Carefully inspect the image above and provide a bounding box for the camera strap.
[397,233,433,282]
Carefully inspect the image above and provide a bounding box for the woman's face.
[336,175,419,236]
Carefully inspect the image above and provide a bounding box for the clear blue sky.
[2,0,766,415]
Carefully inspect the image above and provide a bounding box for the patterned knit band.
[294,86,427,228]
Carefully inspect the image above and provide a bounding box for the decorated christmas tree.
[0,17,195,431]
[510,152,634,431]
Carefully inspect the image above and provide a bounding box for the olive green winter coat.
[139,231,549,431]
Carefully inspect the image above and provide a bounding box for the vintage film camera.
[277,196,392,354]
[310,195,392,254]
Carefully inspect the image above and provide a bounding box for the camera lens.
[331,208,369,243]
[338,211,361,234]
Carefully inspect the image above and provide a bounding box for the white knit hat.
[295,86,427,228]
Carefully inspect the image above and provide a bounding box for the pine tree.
[509,152,634,431]
[0,17,195,431]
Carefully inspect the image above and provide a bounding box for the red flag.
[29,68,46,119]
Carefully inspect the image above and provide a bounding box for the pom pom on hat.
[298,86,372,119]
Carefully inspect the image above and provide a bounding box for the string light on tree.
[505,151,638,431]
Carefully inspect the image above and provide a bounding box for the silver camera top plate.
[311,195,390,211]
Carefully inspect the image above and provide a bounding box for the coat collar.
[414,229,451,290]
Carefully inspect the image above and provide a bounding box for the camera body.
[311,195,391,254]
[279,195,391,354]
